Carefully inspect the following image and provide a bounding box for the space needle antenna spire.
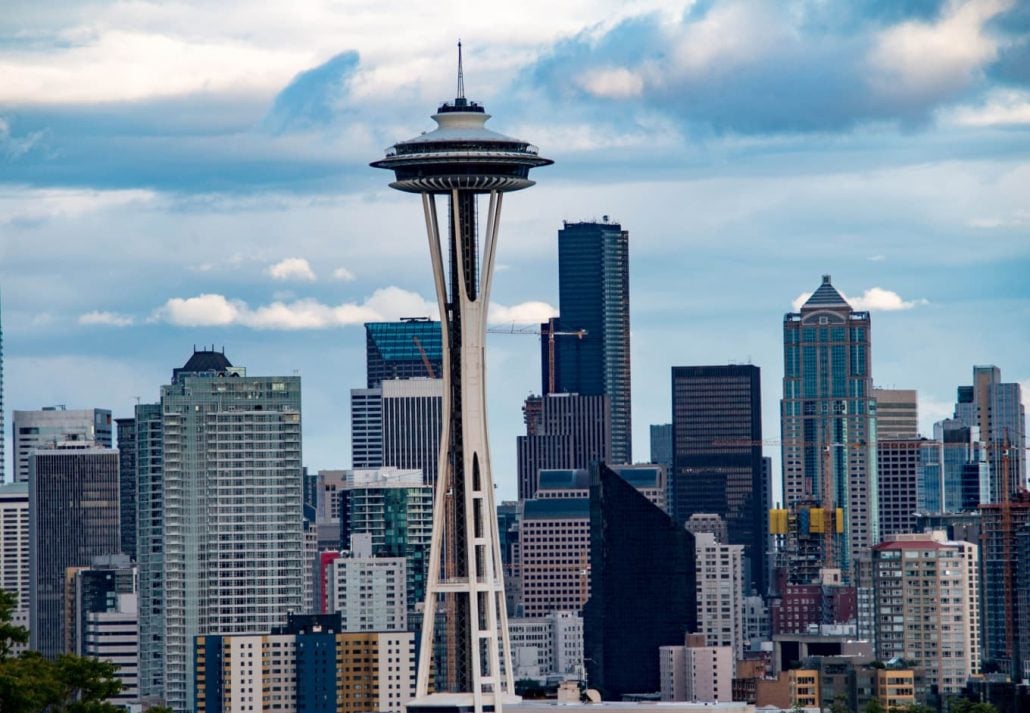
[457,40,465,99]
[372,46,552,713]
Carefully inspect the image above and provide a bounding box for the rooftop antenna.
[457,39,465,99]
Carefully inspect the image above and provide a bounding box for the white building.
[0,482,29,652]
[660,633,734,703]
[84,592,139,706]
[743,595,769,652]
[327,534,407,631]
[694,532,745,660]
[507,610,584,680]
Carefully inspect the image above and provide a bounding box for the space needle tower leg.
[371,44,552,713]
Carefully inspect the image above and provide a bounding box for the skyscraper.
[553,220,632,465]
[115,417,137,559]
[137,350,304,712]
[953,365,1026,499]
[365,319,443,388]
[781,275,877,580]
[28,442,120,658]
[12,406,113,482]
[671,364,765,594]
[516,393,610,501]
[371,50,551,708]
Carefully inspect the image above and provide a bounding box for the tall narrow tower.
[372,45,552,713]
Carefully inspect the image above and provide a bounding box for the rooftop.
[801,274,849,310]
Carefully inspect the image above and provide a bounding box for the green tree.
[864,700,885,713]
[0,589,124,713]
[903,704,935,713]
[829,694,851,713]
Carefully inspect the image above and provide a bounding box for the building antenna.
[457,40,465,99]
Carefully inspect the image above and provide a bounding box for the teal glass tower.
[780,275,877,582]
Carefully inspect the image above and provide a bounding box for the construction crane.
[488,320,587,393]
[714,436,865,571]
[411,335,436,379]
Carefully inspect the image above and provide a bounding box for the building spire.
[457,39,465,99]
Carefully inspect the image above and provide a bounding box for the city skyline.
[1,1,1029,503]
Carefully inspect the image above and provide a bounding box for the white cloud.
[576,67,644,99]
[267,257,316,281]
[154,286,437,330]
[160,293,241,326]
[78,310,134,327]
[869,0,1012,102]
[792,287,926,312]
[947,90,1030,127]
[489,301,558,325]
[332,266,356,281]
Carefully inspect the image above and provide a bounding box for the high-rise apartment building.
[553,220,631,465]
[781,276,877,580]
[365,319,442,388]
[872,389,918,440]
[13,406,112,482]
[28,443,120,658]
[872,531,980,697]
[516,393,610,501]
[137,350,304,712]
[584,464,696,701]
[0,482,29,645]
[694,532,745,660]
[115,417,137,559]
[954,365,1026,498]
[195,613,416,713]
[672,364,765,595]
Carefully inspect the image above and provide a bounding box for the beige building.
[872,531,980,696]
[873,388,918,439]
[755,668,820,709]
[876,668,917,711]
[660,633,734,703]
[195,617,414,713]
[694,532,745,660]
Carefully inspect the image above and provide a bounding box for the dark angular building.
[365,319,443,388]
[115,417,137,559]
[553,220,632,465]
[671,364,765,595]
[584,464,696,700]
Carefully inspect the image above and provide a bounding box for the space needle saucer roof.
[370,46,552,194]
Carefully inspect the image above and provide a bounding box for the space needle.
[371,44,552,713]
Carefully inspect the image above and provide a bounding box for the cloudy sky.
[1,0,1028,498]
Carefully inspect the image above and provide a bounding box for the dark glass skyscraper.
[671,364,765,595]
[584,464,695,700]
[554,220,631,465]
[115,417,137,560]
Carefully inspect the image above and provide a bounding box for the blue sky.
[1,0,1028,498]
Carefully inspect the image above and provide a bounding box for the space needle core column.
[371,45,552,713]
